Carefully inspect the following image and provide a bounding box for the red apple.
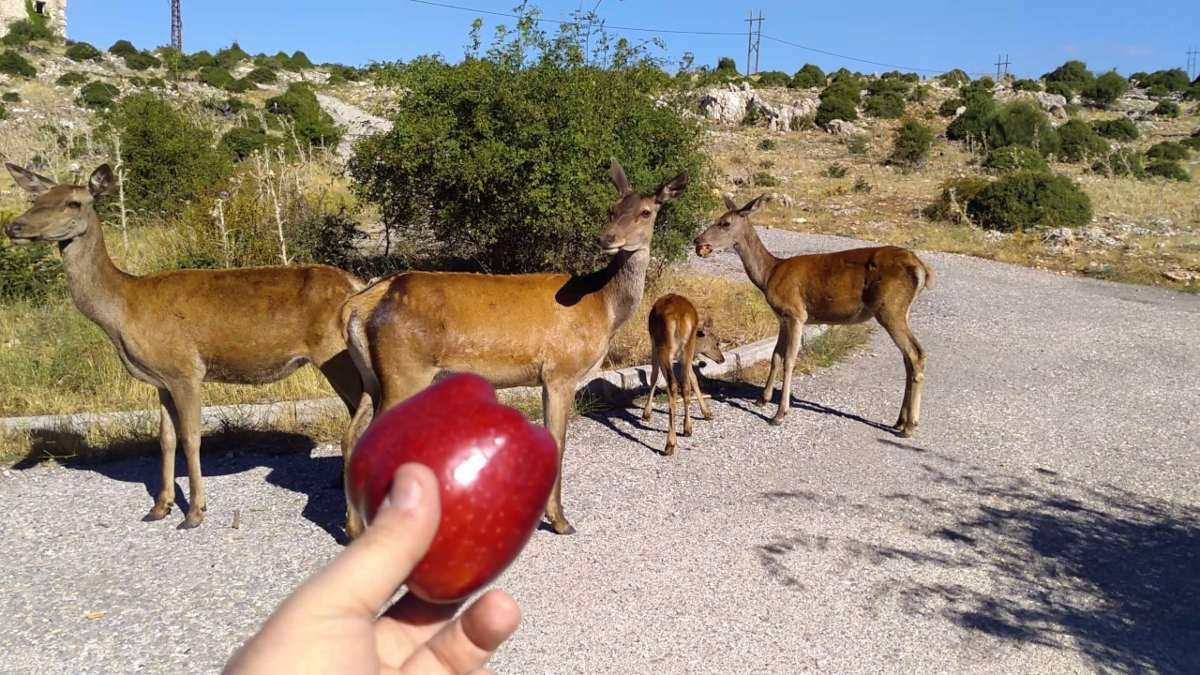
[347,373,559,603]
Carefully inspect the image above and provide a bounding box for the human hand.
[224,463,521,674]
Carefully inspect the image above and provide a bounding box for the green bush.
[789,64,825,89]
[204,96,251,116]
[2,91,18,102]
[846,135,868,155]
[753,171,780,187]
[245,66,277,84]
[216,42,249,68]
[350,19,709,274]
[967,171,1092,231]
[0,50,36,78]
[1146,141,1189,161]
[1151,100,1180,118]
[290,50,314,69]
[1091,117,1138,141]
[108,39,138,57]
[1092,149,1145,178]
[220,124,269,160]
[974,76,996,90]
[821,78,862,103]
[908,84,931,103]
[2,1,55,47]
[816,95,858,126]
[1187,84,1200,101]
[266,83,342,148]
[123,51,160,71]
[889,119,933,168]
[939,69,969,87]
[757,138,776,151]
[55,71,87,87]
[1083,70,1128,107]
[1012,78,1042,92]
[199,65,240,90]
[923,175,990,222]
[107,93,233,216]
[983,101,1060,156]
[755,70,790,88]
[325,64,362,83]
[77,81,120,109]
[983,145,1049,173]
[0,234,64,302]
[1057,119,1108,162]
[939,97,964,117]
[65,41,102,62]
[1042,60,1094,95]
[0,102,6,120]
[945,82,996,143]
[1146,84,1170,99]
[1044,80,1075,99]
[863,91,905,118]
[182,50,216,70]
[1145,159,1190,182]
[868,76,911,97]
[825,163,848,178]
[1139,69,1190,93]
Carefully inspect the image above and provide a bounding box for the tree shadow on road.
[11,428,351,543]
[756,439,1200,673]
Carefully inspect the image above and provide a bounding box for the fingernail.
[381,468,422,515]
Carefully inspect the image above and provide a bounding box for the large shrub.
[123,51,160,71]
[1151,100,1180,118]
[939,69,969,87]
[1011,78,1041,92]
[755,70,790,88]
[983,101,1060,156]
[216,42,249,68]
[864,91,905,118]
[108,39,138,58]
[1146,141,1189,161]
[350,20,710,274]
[923,175,990,223]
[1057,119,1108,163]
[816,95,858,126]
[967,171,1092,231]
[945,82,996,143]
[220,124,269,160]
[77,81,119,109]
[889,119,933,168]
[983,145,1048,173]
[789,63,825,89]
[1145,160,1190,182]
[1091,117,1138,141]
[1139,69,1190,93]
[246,66,278,84]
[65,41,102,61]
[1083,71,1128,107]
[266,83,342,148]
[1042,60,1094,96]
[182,50,216,70]
[289,50,314,69]
[0,50,36,78]
[107,93,232,216]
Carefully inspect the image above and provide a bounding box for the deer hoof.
[551,520,577,536]
[178,511,205,530]
[897,426,916,438]
[662,443,676,456]
[641,411,652,422]
[754,398,769,408]
[769,415,786,427]
[344,518,365,541]
[702,411,714,420]
[142,505,171,522]
[681,428,692,437]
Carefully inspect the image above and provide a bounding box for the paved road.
[2,231,1198,674]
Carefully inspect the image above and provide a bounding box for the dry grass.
[709,98,1200,292]
[605,266,778,369]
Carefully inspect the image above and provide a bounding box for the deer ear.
[741,194,767,214]
[609,158,632,196]
[655,172,688,204]
[6,163,56,195]
[88,164,116,197]
[722,194,738,211]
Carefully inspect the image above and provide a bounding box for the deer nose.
[597,233,623,250]
[5,220,24,239]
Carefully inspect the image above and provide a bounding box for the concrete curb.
[0,325,827,435]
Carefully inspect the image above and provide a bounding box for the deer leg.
[770,315,806,426]
[316,351,367,540]
[165,379,206,529]
[144,388,178,522]
[680,342,696,438]
[757,324,787,406]
[340,394,374,541]
[542,383,576,535]
[691,363,713,420]
[879,313,926,437]
[641,360,660,422]
[663,357,680,455]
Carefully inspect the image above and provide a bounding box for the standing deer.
[4,163,365,530]
[694,195,934,436]
[641,294,725,456]
[341,160,687,536]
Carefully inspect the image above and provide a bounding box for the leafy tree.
[1057,119,1108,162]
[65,41,102,61]
[1083,70,1128,107]
[889,119,933,168]
[266,83,342,148]
[789,63,825,88]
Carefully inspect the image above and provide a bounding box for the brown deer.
[641,294,725,456]
[4,163,365,530]
[341,160,688,536]
[694,194,934,436]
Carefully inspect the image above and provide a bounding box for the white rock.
[825,119,862,135]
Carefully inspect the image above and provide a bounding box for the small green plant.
[846,135,869,155]
[55,71,88,87]
[757,138,777,151]
[1,0,55,47]
[889,119,932,168]
[1056,119,1108,163]
[1044,80,1075,99]
[923,175,990,222]
[1090,117,1138,141]
[815,95,858,126]
[266,83,343,148]
[1138,68,1190,93]
[123,51,160,71]
[1146,84,1170,99]
[290,50,314,69]
[1011,78,1042,92]
[1151,100,1180,118]
[983,145,1049,173]
[789,63,825,89]
[1182,130,1200,152]
[939,69,969,87]
[1146,141,1190,161]
[863,91,905,118]
[825,163,848,178]
[0,102,7,120]
[788,114,814,132]
[753,171,780,187]
[2,91,19,103]
[245,66,278,84]
[220,124,269,160]
[938,97,964,117]
[108,39,138,57]
[1145,159,1190,182]
[853,176,872,193]
[975,76,996,90]
[0,234,64,302]
[216,42,249,68]
[0,50,36,78]
[65,41,102,61]
[967,171,1092,231]
[182,50,216,70]
[977,101,1060,156]
[77,81,120,109]
[908,84,931,103]
[755,70,791,88]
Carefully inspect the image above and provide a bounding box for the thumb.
[298,463,442,617]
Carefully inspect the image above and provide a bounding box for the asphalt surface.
[2,230,1198,674]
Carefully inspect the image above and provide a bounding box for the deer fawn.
[5,163,366,531]
[341,160,688,536]
[642,294,725,456]
[694,194,934,436]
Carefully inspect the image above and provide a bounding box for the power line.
[994,53,1010,80]
[406,0,741,36]
[1188,47,1199,79]
[761,34,949,74]
[745,10,764,75]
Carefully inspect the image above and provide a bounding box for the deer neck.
[599,247,650,335]
[58,220,130,329]
[733,224,779,291]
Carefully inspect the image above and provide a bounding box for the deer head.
[597,159,688,255]
[693,194,766,258]
[695,316,726,364]
[5,163,115,245]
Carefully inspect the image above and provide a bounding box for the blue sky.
[68,1,1196,79]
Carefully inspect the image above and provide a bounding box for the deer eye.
[696,329,706,337]
[67,201,82,209]
[719,221,731,228]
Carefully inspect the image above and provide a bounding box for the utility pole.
[994,53,1010,81]
[745,10,763,76]
[1188,47,1199,79]
[170,0,183,52]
